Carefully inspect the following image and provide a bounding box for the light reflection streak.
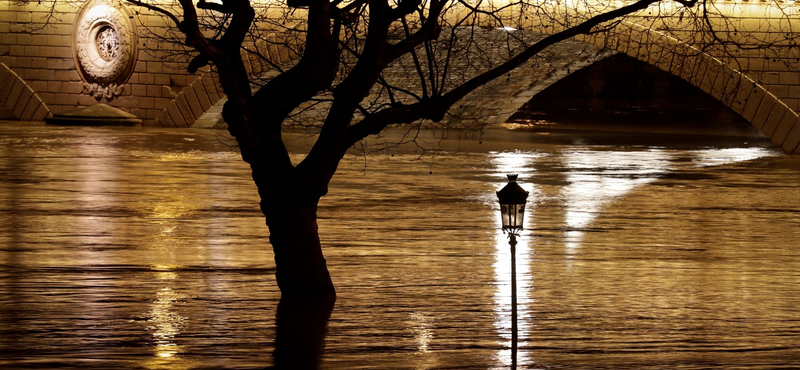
[558,146,777,256]
[69,138,119,329]
[490,151,540,368]
[74,137,117,263]
[146,268,187,362]
[408,312,433,353]
[137,152,204,262]
[690,147,776,167]
[560,149,673,255]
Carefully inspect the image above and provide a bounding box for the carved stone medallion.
[73,0,137,99]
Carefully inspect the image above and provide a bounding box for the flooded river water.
[1,122,799,369]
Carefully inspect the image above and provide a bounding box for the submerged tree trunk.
[256,176,336,298]
[264,202,335,297]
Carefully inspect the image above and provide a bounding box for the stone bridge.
[1,0,799,154]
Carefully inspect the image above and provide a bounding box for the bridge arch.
[482,22,800,154]
[0,63,50,122]
[578,21,800,154]
[161,22,800,154]
[155,71,225,128]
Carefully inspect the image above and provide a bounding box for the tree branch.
[124,0,181,27]
[440,0,663,115]
[347,0,668,143]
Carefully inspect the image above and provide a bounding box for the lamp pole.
[510,232,518,370]
[496,174,529,370]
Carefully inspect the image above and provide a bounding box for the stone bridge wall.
[0,0,296,127]
[0,0,798,153]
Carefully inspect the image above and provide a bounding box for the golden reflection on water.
[146,268,187,363]
[560,149,672,255]
[691,147,774,167]
[2,125,798,369]
[408,312,433,353]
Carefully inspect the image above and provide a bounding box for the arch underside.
[0,63,50,122]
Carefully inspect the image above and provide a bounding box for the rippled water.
[1,123,799,369]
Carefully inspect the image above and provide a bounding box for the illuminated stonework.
[73,0,137,99]
[96,26,119,61]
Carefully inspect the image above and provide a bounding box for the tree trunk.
[221,89,337,297]
[261,194,336,298]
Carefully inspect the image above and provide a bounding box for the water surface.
[1,123,799,369]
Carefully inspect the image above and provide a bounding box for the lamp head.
[497,174,529,234]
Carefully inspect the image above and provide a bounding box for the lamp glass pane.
[500,204,511,229]
[500,203,525,230]
[514,204,525,228]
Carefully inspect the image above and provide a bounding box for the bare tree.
[119,0,796,298]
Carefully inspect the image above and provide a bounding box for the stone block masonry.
[0,0,217,126]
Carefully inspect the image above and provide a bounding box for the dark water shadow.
[270,295,336,370]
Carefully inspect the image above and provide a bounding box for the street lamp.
[497,174,529,239]
[496,174,529,369]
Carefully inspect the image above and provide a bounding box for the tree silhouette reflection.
[271,295,336,369]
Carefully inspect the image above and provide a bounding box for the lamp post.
[496,174,529,369]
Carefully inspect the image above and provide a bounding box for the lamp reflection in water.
[146,266,187,362]
[559,149,672,257]
[496,174,529,369]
